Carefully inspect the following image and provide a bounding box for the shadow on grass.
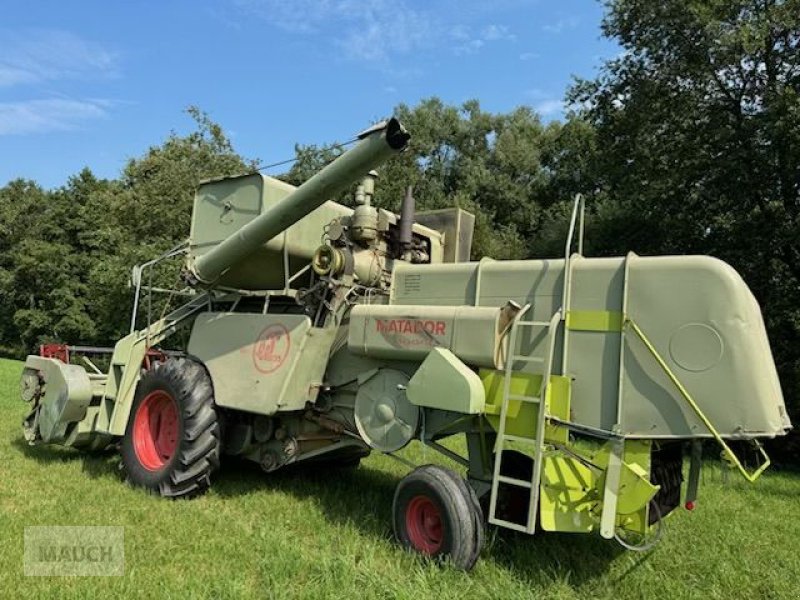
[212,458,624,585]
[10,435,120,481]
[13,437,629,584]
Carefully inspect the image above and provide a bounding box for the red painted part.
[143,349,167,371]
[685,500,696,511]
[132,390,180,471]
[40,344,69,364]
[405,495,444,554]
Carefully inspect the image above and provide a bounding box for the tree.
[281,98,578,260]
[570,0,800,459]
[0,108,254,354]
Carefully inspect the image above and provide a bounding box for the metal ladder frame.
[488,307,562,533]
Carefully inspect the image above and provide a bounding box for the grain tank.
[20,117,791,569]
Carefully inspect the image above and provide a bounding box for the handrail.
[561,193,585,370]
[129,240,189,333]
[625,318,771,483]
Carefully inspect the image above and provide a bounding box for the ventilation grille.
[403,274,422,294]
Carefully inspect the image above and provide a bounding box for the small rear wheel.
[120,358,220,498]
[392,465,484,570]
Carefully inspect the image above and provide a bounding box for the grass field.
[1,357,799,599]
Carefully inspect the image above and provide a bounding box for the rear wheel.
[121,358,220,498]
[392,465,484,570]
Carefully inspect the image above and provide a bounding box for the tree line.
[1,0,798,459]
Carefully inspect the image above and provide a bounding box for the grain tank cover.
[188,117,410,287]
[190,173,350,290]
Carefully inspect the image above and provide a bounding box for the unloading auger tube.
[188,117,410,285]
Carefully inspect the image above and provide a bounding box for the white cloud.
[0,30,120,135]
[534,99,564,117]
[234,0,435,62]
[519,52,539,61]
[0,29,118,87]
[235,1,514,62]
[481,24,515,42]
[542,16,579,35]
[0,98,112,135]
[453,23,515,56]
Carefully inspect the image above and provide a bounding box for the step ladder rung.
[489,307,560,534]
[506,394,540,403]
[496,475,533,488]
[500,434,540,446]
[487,517,531,533]
[510,355,545,363]
[515,320,551,328]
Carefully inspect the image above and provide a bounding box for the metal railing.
[129,240,191,334]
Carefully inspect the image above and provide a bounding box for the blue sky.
[0,0,617,188]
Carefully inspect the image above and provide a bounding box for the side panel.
[390,256,788,439]
[621,255,788,437]
[188,313,336,415]
[347,304,505,369]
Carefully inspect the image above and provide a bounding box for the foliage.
[0,109,252,353]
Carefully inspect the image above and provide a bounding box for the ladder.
[488,307,562,533]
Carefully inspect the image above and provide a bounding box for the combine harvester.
[20,118,791,569]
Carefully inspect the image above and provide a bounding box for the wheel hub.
[133,390,179,471]
[406,495,443,554]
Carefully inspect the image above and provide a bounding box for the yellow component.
[565,310,623,332]
[481,371,571,443]
[539,451,598,532]
[312,245,345,276]
[544,375,570,444]
[616,460,658,515]
[539,440,658,535]
[481,369,540,420]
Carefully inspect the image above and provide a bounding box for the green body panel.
[348,304,506,369]
[104,317,174,436]
[414,208,475,263]
[392,255,788,439]
[406,348,485,414]
[21,356,94,444]
[187,312,336,415]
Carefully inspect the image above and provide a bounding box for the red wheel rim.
[406,495,444,554]
[133,390,179,471]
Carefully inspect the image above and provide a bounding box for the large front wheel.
[392,465,484,570]
[120,358,220,498]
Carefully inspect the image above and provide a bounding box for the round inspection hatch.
[354,369,419,453]
[668,323,724,373]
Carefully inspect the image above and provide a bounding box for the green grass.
[1,357,799,599]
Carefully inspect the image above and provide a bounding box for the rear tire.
[121,358,220,498]
[392,465,484,570]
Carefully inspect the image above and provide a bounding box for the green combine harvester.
[20,118,791,569]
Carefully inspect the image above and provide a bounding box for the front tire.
[392,465,484,570]
[121,358,220,498]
